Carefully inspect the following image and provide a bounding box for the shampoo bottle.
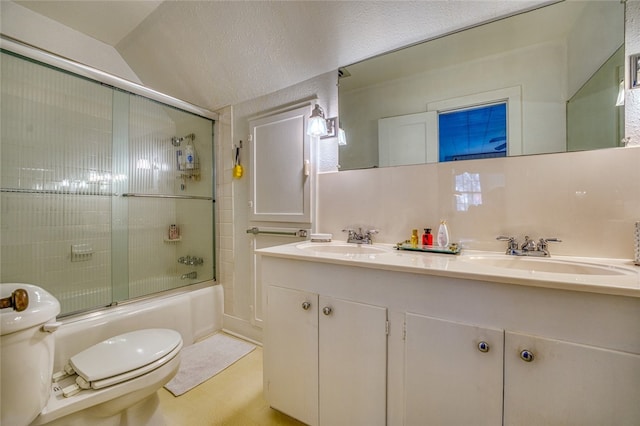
[437,220,449,247]
[184,141,196,170]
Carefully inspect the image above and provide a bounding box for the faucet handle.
[541,238,562,243]
[497,235,517,247]
[497,236,519,254]
[538,237,561,249]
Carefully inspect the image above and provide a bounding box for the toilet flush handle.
[0,288,29,311]
[42,321,62,333]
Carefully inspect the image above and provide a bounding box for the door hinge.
[385,320,390,335]
[402,321,407,340]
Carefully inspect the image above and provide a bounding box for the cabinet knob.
[301,301,311,310]
[478,341,490,353]
[322,306,333,316]
[520,349,535,362]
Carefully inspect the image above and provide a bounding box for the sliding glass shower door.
[0,50,215,315]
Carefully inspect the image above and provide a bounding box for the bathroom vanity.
[258,242,640,426]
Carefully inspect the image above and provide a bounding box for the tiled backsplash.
[318,146,640,259]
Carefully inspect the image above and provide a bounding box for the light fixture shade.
[338,127,347,146]
[307,115,328,137]
[616,80,625,106]
[307,104,328,137]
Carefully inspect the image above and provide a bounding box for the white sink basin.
[296,242,389,256]
[461,255,635,276]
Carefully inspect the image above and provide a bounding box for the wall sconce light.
[616,80,625,106]
[307,104,337,139]
[338,127,347,146]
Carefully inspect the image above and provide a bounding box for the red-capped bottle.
[422,228,433,246]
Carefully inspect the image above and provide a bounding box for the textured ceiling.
[11,1,546,111]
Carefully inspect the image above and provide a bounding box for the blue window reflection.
[439,103,507,162]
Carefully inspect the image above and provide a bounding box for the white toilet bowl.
[0,283,183,426]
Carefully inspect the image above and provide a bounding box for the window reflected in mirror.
[439,103,507,162]
[337,1,625,171]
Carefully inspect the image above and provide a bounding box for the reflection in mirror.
[338,1,625,171]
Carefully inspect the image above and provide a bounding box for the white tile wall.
[318,146,640,259]
[214,105,235,313]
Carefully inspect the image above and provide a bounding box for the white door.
[378,111,437,167]
[318,296,387,426]
[249,105,311,223]
[404,313,504,426]
[264,286,319,426]
[504,331,640,425]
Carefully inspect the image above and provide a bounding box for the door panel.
[249,105,311,223]
[404,313,504,426]
[505,331,640,425]
[264,286,318,426]
[319,296,387,426]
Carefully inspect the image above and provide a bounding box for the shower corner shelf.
[177,171,201,181]
[164,237,182,243]
[177,161,201,181]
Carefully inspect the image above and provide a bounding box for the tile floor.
[158,344,305,426]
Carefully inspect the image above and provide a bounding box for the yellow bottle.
[410,229,419,248]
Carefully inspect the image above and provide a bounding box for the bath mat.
[164,333,256,396]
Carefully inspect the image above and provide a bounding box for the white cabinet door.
[264,286,318,425]
[504,331,640,425]
[404,313,504,426]
[249,105,311,223]
[318,296,387,426]
[378,111,437,167]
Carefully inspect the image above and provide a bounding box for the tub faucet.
[181,271,197,280]
[343,227,378,244]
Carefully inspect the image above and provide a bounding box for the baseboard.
[222,313,263,344]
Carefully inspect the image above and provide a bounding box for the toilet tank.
[1,283,60,426]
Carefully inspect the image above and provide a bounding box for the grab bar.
[122,193,213,201]
[246,227,308,238]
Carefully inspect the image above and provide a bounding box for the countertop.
[256,241,640,298]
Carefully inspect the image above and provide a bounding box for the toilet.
[0,283,183,426]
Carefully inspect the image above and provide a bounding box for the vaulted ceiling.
[12,1,544,111]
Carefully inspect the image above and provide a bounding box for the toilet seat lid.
[69,328,182,382]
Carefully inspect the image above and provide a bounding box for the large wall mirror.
[337,1,625,170]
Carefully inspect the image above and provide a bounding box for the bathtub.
[51,282,222,371]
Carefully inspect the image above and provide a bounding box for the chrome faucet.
[343,227,378,244]
[497,235,561,257]
[178,255,204,266]
[181,271,197,280]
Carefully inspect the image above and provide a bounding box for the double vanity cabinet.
[258,243,640,425]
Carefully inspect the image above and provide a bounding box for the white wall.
[221,71,338,340]
[0,2,142,84]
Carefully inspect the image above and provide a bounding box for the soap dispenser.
[437,221,449,247]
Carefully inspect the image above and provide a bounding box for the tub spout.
[181,271,197,280]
